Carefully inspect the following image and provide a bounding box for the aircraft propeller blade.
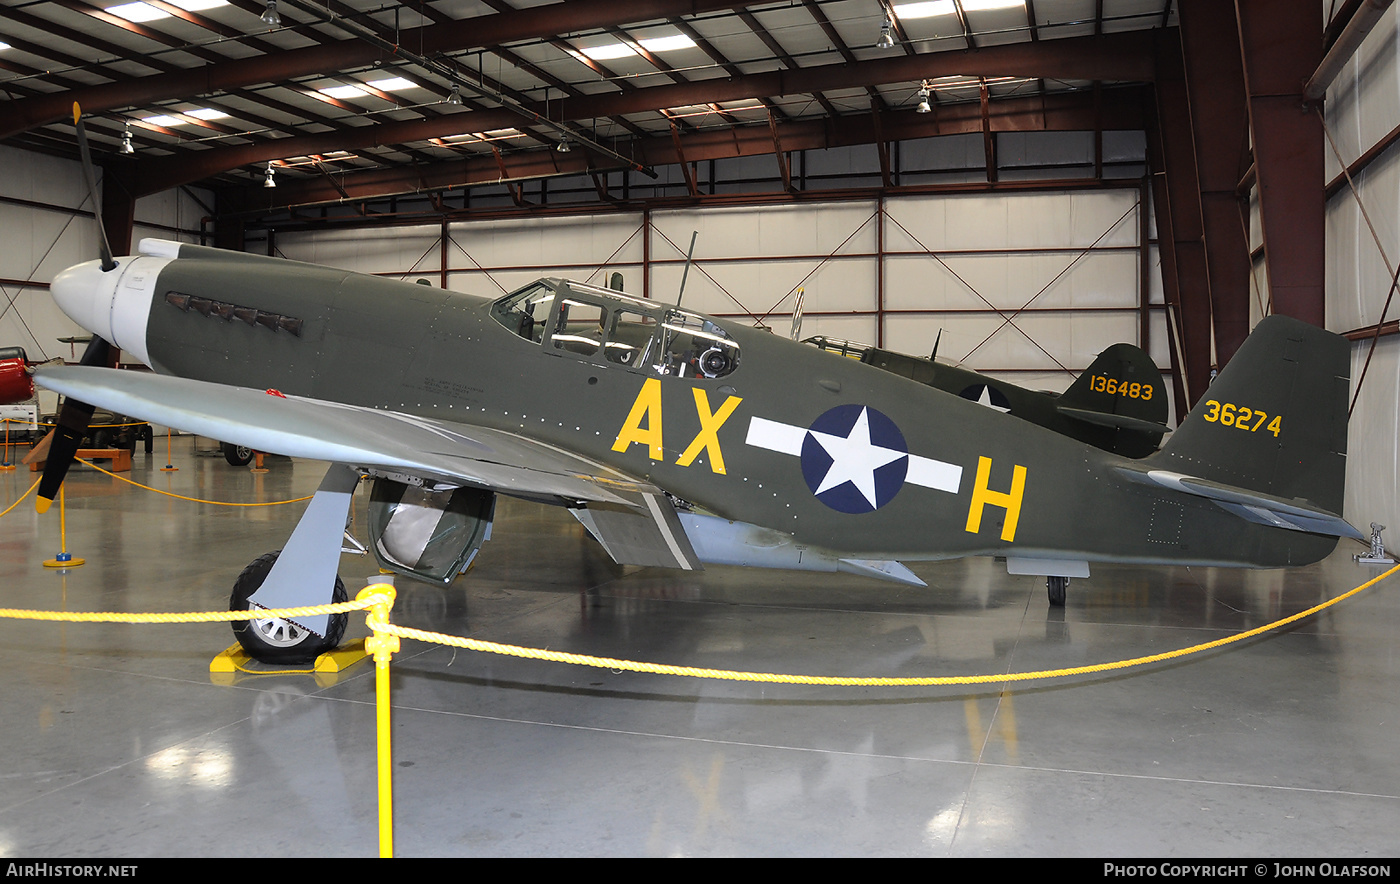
[35,337,108,512]
[37,104,120,513]
[73,103,116,273]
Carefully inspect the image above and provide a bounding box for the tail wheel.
[230,550,347,664]
[1047,576,1068,607]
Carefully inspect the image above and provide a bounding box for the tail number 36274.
[1203,399,1281,437]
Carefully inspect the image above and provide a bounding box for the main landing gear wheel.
[222,441,253,466]
[1047,576,1068,607]
[230,550,348,664]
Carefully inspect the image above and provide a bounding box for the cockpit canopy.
[490,279,741,379]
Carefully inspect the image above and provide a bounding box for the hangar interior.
[1,0,1399,857]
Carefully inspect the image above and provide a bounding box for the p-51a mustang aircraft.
[33,235,1360,663]
[26,108,1356,664]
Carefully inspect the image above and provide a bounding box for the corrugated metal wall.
[1325,3,1400,539]
[273,188,1167,413]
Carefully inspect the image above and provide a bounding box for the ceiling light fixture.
[577,33,697,61]
[120,123,135,155]
[556,133,572,154]
[445,84,462,106]
[318,84,368,100]
[263,162,276,188]
[915,82,932,114]
[893,1,955,19]
[367,77,416,92]
[877,17,895,49]
[959,0,1026,11]
[108,2,168,23]
[260,0,280,27]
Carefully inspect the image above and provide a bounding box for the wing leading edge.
[34,365,651,507]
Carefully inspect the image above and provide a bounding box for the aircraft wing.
[33,365,653,507]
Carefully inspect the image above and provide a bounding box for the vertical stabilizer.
[1059,343,1168,427]
[1153,315,1350,514]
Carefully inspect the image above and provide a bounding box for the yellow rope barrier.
[0,599,370,625]
[368,562,1400,686]
[74,457,313,506]
[0,478,39,518]
[0,563,1396,858]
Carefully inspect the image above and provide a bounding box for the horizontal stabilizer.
[1056,406,1169,436]
[1116,467,1363,540]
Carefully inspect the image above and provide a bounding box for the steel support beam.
[1152,30,1214,407]
[226,88,1150,214]
[1306,0,1395,100]
[1236,0,1325,326]
[1179,0,1252,366]
[0,0,765,141]
[130,31,1158,197]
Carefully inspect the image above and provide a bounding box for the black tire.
[92,428,112,449]
[1047,576,1068,607]
[230,550,348,663]
[222,441,253,466]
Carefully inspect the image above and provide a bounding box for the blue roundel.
[799,404,909,514]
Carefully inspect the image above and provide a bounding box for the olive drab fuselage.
[141,250,1341,570]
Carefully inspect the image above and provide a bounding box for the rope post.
[359,581,399,859]
[160,428,177,472]
[43,484,85,568]
[1,418,15,471]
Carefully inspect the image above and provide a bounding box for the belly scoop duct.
[367,478,496,584]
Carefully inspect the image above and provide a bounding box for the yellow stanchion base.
[159,466,178,472]
[316,639,370,673]
[0,464,15,471]
[210,643,253,674]
[43,556,85,568]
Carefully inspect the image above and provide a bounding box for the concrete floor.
[1,438,1398,858]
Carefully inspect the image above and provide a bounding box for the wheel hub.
[248,607,319,647]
